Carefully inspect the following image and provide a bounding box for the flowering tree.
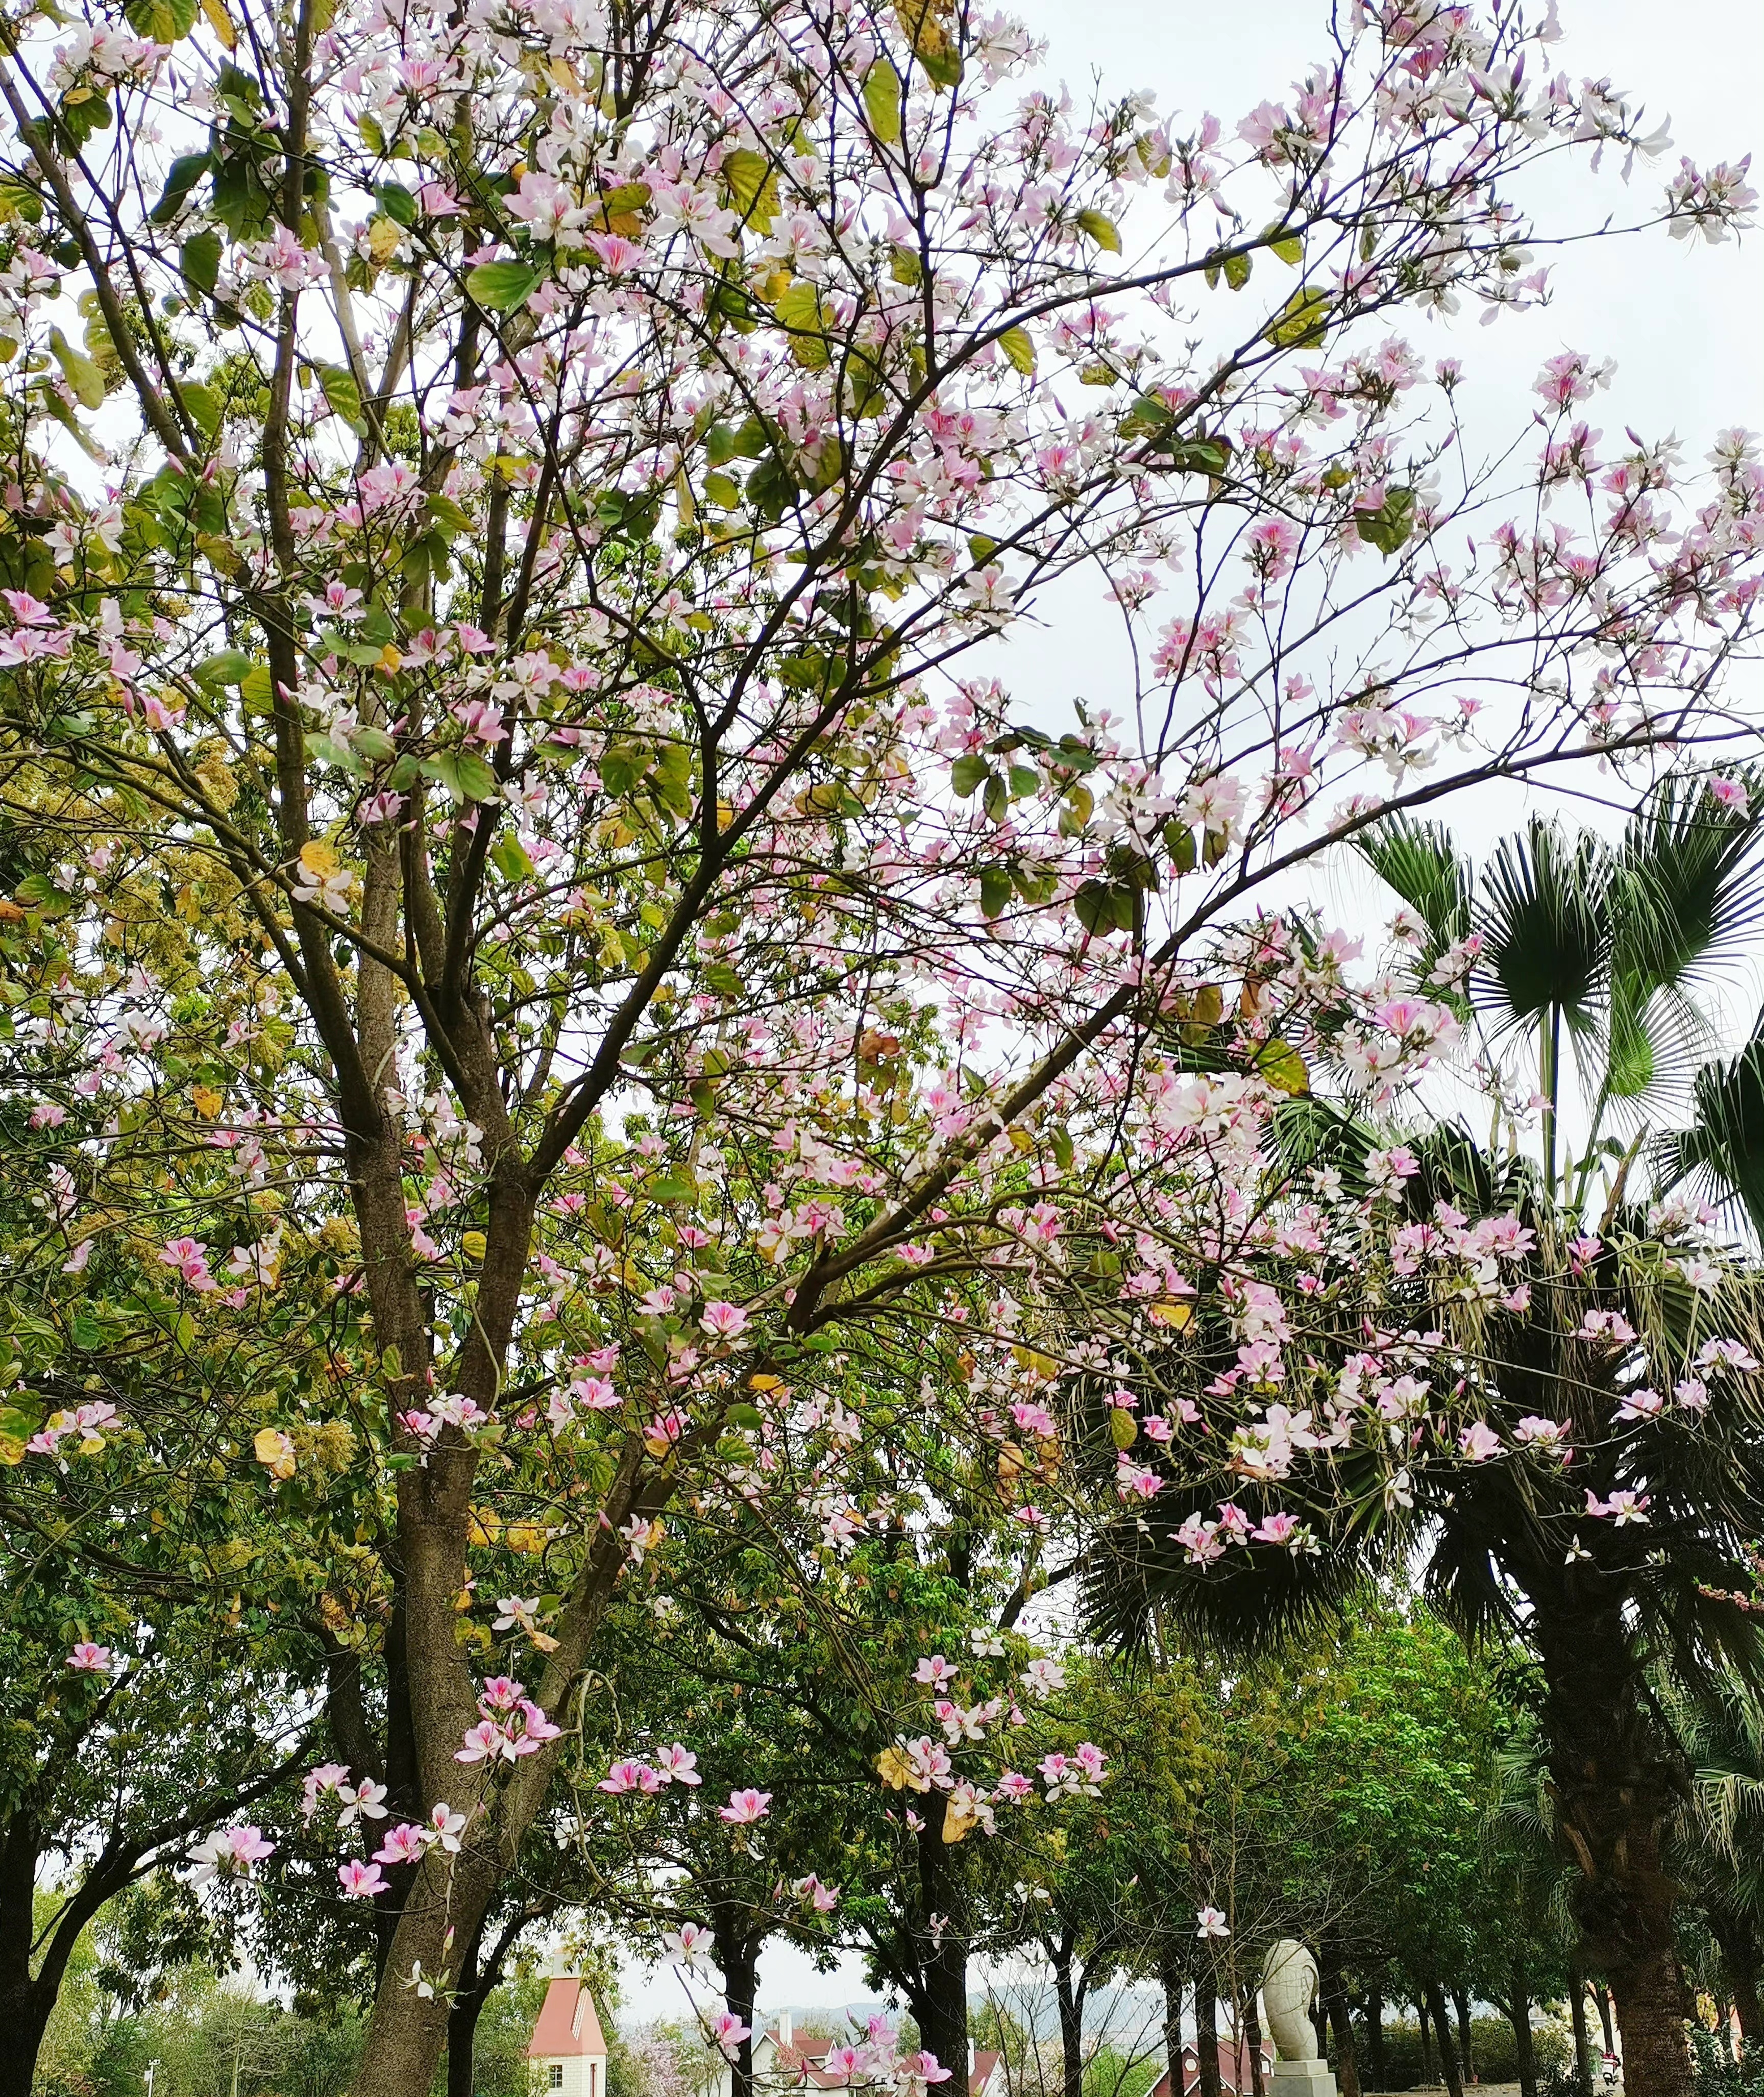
[2,0,1760,2085]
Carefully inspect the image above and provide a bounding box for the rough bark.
[1416,1997,1433,2086]
[1425,1984,1464,2097]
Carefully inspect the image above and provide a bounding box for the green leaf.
[774,279,829,369]
[1263,223,1304,266]
[48,326,106,410]
[376,180,417,226]
[729,1403,765,1433]
[195,649,253,686]
[1074,208,1121,255]
[979,866,1012,920]
[181,230,222,297]
[999,325,1035,376]
[466,260,542,311]
[1266,285,1330,350]
[124,0,197,39]
[491,833,536,881]
[863,60,903,144]
[149,151,211,226]
[317,363,364,432]
[1354,486,1416,558]
[648,1175,696,1204]
[721,148,779,233]
[1223,249,1252,290]
[422,750,500,803]
[951,753,991,798]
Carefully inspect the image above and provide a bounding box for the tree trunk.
[1425,1985,1463,2097]
[1364,1986,1386,2094]
[1608,1946,1692,2097]
[715,1918,762,2097]
[1594,1987,1615,2059]
[1416,1998,1433,2087]
[1054,1938,1084,2097]
[1569,1968,1592,2092]
[1160,1948,1188,2097]
[909,1821,970,2083]
[1320,1943,1360,2097]
[447,1973,488,2097]
[1363,1988,1384,2094]
[1507,1973,1537,2097]
[1713,1918,1764,2041]
[1451,1988,1473,2083]
[1196,1977,1222,2097]
[1244,1993,1267,2097]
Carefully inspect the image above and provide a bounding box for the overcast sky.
[611,0,1764,2026]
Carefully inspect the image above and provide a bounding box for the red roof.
[528,1978,608,2059]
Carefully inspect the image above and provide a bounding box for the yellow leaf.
[748,1374,786,1392]
[192,1083,223,1118]
[506,1521,548,1555]
[1148,1300,1193,1330]
[461,1230,487,1261]
[1109,1406,1138,1450]
[876,1744,914,1795]
[467,1507,502,1546]
[999,325,1035,377]
[942,1791,978,1843]
[253,1426,297,1479]
[299,839,340,878]
[200,0,236,46]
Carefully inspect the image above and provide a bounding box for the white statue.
[1261,1940,1322,2064]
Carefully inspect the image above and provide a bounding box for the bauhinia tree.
[1,0,1759,2085]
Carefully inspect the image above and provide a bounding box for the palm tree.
[1084,774,1764,2097]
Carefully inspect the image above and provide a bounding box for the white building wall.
[532,2052,607,2097]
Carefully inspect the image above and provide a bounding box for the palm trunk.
[1594,1987,1615,2058]
[1196,1977,1222,2097]
[1535,1602,1692,2097]
[1425,1985,1463,2097]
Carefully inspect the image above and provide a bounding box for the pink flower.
[455,1719,506,1765]
[1195,1905,1231,1939]
[187,1825,274,1884]
[372,1823,431,1867]
[599,1758,662,1796]
[337,1857,389,1898]
[1707,776,1750,817]
[66,1641,112,1672]
[700,1299,749,1340]
[1458,1421,1501,1463]
[718,1787,771,1824]
[158,1236,215,1289]
[426,1804,468,1852]
[712,2013,753,2058]
[914,1654,958,1689]
[655,1742,701,1785]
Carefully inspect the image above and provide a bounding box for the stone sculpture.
[1260,1939,1338,2097]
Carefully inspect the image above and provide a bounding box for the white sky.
[617,0,1764,2028]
